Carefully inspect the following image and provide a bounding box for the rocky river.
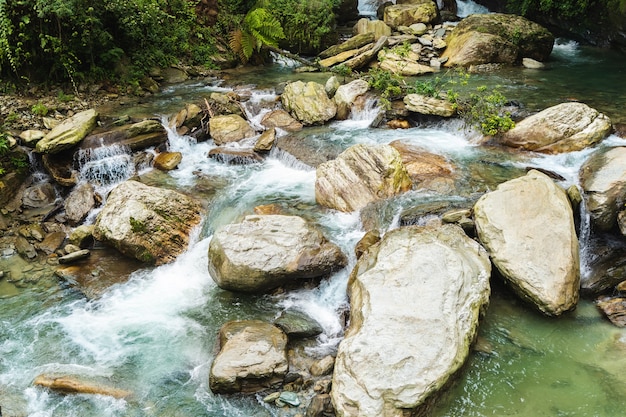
[2,4,626,417]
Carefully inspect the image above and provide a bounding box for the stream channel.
[2,7,626,417]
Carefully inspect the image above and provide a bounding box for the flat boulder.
[331,224,491,417]
[81,119,167,152]
[209,320,288,394]
[474,170,579,315]
[579,146,626,231]
[315,144,412,212]
[209,114,255,145]
[208,215,347,293]
[389,140,455,190]
[36,109,99,154]
[93,180,203,265]
[499,102,611,153]
[404,93,456,117]
[441,13,554,67]
[281,81,337,125]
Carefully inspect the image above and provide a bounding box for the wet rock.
[384,1,439,29]
[0,170,31,207]
[389,140,455,189]
[474,170,579,315]
[274,309,324,339]
[15,236,38,260]
[36,109,98,154]
[315,144,412,212]
[310,355,335,377]
[55,246,143,299]
[58,249,90,264]
[306,393,334,417]
[41,152,78,187]
[279,391,300,407]
[500,102,611,153]
[209,320,288,394]
[579,146,626,231]
[354,229,381,259]
[22,182,57,209]
[596,297,626,327]
[334,80,370,120]
[404,93,456,117]
[209,114,255,145]
[254,128,276,152]
[522,57,545,69]
[82,119,167,152]
[261,109,303,132]
[208,215,347,293]
[37,231,66,255]
[64,182,97,226]
[331,224,491,417]
[154,151,182,171]
[580,237,626,296]
[281,81,337,125]
[208,147,264,164]
[93,180,203,265]
[441,14,554,67]
[253,204,283,215]
[68,224,95,248]
[33,374,131,398]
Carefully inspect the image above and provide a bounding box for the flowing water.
[2,19,626,417]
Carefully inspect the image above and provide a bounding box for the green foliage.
[365,67,403,109]
[0,0,220,85]
[458,86,515,136]
[31,102,49,116]
[261,0,340,53]
[229,7,285,62]
[507,0,592,19]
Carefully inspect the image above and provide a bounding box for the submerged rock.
[33,374,131,398]
[93,180,203,265]
[208,215,347,293]
[315,143,413,212]
[331,224,491,417]
[500,102,611,153]
[474,170,579,315]
[209,320,288,394]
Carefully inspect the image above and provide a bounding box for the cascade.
[75,141,135,192]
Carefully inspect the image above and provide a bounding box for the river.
[2,7,626,417]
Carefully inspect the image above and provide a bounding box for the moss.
[129,216,148,233]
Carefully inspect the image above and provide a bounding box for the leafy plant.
[458,86,515,136]
[366,67,403,109]
[229,7,285,63]
[31,102,49,116]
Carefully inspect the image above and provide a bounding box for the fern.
[229,7,284,63]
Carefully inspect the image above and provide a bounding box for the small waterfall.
[240,90,280,131]
[333,97,383,130]
[75,142,135,193]
[457,0,490,17]
[358,0,381,18]
[578,196,593,280]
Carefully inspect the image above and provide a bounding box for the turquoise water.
[1,34,626,417]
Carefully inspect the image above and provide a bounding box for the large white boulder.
[331,224,491,417]
[474,170,580,315]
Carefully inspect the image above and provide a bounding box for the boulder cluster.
[2,1,626,416]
